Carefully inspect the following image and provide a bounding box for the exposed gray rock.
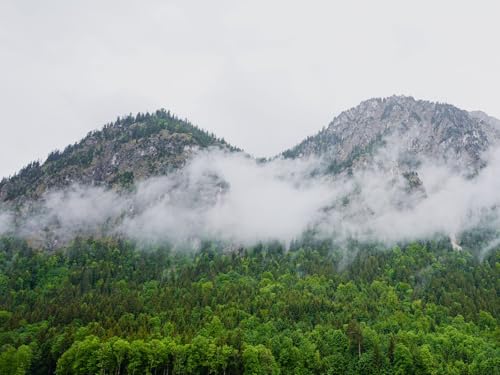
[283,96,500,176]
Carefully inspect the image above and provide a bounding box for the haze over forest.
[0,2,499,375]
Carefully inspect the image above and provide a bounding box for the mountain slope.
[1,97,499,375]
[4,96,500,205]
[0,110,239,202]
[282,96,500,175]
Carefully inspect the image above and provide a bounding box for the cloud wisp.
[1,146,500,256]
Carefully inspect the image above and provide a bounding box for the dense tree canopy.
[0,237,498,374]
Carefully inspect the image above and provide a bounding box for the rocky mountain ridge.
[282,96,500,177]
[2,96,500,204]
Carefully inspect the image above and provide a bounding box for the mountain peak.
[0,110,238,202]
[3,96,500,204]
[283,96,500,174]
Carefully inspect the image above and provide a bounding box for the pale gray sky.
[1,0,499,178]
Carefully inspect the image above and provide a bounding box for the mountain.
[3,96,500,205]
[470,109,500,129]
[1,97,499,375]
[282,96,500,176]
[0,110,238,202]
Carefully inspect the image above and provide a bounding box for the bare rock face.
[469,110,500,130]
[283,96,500,176]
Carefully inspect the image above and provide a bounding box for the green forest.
[0,237,498,374]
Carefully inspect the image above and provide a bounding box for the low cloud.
[119,152,334,245]
[0,211,13,235]
[1,146,500,257]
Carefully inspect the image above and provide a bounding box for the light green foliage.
[0,237,498,374]
[0,345,32,375]
[243,344,280,375]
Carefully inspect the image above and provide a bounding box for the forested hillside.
[0,110,237,202]
[0,237,498,374]
[1,97,500,374]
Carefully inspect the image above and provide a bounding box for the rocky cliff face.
[283,96,500,176]
[0,110,238,202]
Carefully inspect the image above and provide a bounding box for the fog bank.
[1,146,499,256]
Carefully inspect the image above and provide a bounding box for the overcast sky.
[1,0,499,178]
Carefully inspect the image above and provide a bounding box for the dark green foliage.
[0,110,240,202]
[0,161,43,200]
[113,171,135,188]
[0,237,498,374]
